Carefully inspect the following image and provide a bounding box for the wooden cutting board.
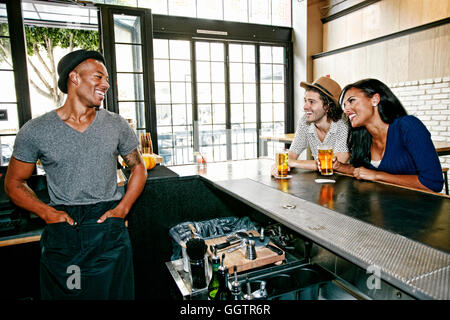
[205,231,285,274]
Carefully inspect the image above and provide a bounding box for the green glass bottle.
[214,253,231,300]
[207,246,220,300]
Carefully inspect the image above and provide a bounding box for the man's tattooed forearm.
[122,149,143,169]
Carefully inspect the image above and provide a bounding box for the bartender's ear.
[68,70,80,87]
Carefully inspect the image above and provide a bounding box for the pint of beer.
[318,146,333,176]
[276,151,289,177]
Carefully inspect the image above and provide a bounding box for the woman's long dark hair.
[339,78,407,168]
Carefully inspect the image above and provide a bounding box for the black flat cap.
[57,49,106,93]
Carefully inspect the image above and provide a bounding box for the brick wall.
[390,77,450,171]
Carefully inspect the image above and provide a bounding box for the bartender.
[4,50,147,299]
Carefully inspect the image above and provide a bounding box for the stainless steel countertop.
[169,159,450,300]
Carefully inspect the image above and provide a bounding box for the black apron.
[40,201,134,300]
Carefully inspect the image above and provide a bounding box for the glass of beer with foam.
[318,145,333,176]
[275,150,289,178]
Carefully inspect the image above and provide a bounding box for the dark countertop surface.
[170,159,449,253]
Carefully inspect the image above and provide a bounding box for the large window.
[153,38,288,165]
[229,43,257,160]
[90,0,292,27]
[2,1,292,167]
[154,39,193,165]
[196,41,227,162]
[259,45,285,156]
[0,3,18,166]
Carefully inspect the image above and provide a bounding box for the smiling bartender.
[4,50,147,299]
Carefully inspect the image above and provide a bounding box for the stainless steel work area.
[170,159,450,300]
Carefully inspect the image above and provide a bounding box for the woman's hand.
[353,167,378,181]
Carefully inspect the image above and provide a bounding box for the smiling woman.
[335,78,444,193]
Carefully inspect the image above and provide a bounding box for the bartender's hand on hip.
[44,207,75,226]
[97,204,127,223]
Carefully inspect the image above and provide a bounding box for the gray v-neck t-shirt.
[12,109,139,206]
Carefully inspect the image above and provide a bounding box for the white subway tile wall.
[390,77,450,193]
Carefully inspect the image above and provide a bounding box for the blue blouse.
[371,115,443,192]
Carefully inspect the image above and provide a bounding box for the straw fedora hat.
[300,76,342,106]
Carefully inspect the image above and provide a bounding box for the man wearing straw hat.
[273,76,350,176]
[5,50,147,299]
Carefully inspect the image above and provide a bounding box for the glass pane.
[115,44,143,72]
[243,63,255,82]
[210,43,224,61]
[0,135,15,166]
[168,0,196,18]
[118,101,145,128]
[154,59,170,81]
[274,121,285,135]
[260,46,272,63]
[273,64,284,83]
[139,0,168,14]
[0,71,16,103]
[272,0,291,27]
[272,47,284,64]
[156,104,172,126]
[230,83,243,103]
[242,45,255,62]
[260,84,272,103]
[170,40,190,59]
[158,126,173,146]
[172,104,189,126]
[211,83,225,103]
[273,83,285,102]
[249,0,270,25]
[260,64,272,82]
[170,60,191,81]
[196,42,210,61]
[197,83,211,103]
[231,104,243,124]
[229,44,242,62]
[153,39,169,59]
[232,124,244,143]
[224,0,248,23]
[198,104,212,124]
[197,0,223,20]
[261,103,272,122]
[171,82,188,103]
[117,73,144,100]
[213,104,225,124]
[244,103,256,123]
[196,61,211,82]
[114,15,141,44]
[0,4,8,35]
[261,122,273,136]
[0,39,12,69]
[273,103,285,122]
[0,104,19,132]
[229,62,243,83]
[243,83,256,103]
[155,82,171,103]
[211,62,224,82]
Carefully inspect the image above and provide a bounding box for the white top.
[371,160,381,168]
[289,115,349,159]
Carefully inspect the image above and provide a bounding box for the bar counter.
[170,159,450,300]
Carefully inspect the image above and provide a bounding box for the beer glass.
[275,151,289,178]
[318,146,333,176]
